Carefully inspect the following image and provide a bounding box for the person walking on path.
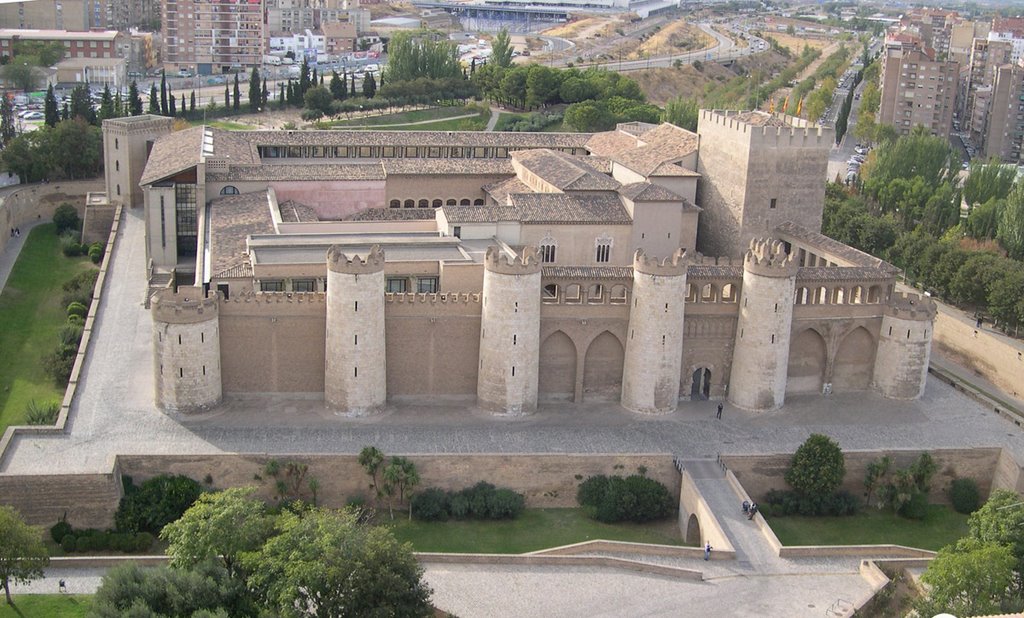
[704,541,712,561]
[716,403,723,419]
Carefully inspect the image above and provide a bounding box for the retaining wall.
[0,180,104,254]
[932,310,1024,403]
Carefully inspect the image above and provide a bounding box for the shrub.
[43,344,77,385]
[58,322,84,347]
[62,270,98,308]
[50,519,72,543]
[410,488,448,522]
[133,532,155,552]
[763,488,860,516]
[576,475,610,509]
[950,478,980,514]
[76,535,93,552]
[59,233,81,256]
[579,474,674,523]
[899,491,929,520]
[61,534,77,552]
[448,493,470,519]
[25,399,60,425]
[114,474,203,534]
[785,434,845,500]
[88,243,103,264]
[66,301,88,319]
[53,203,80,234]
[487,488,525,520]
[66,314,84,326]
[465,482,495,518]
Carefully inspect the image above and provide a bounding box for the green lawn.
[0,224,95,434]
[767,505,970,551]
[0,595,91,618]
[386,508,684,554]
[492,112,528,131]
[317,106,482,128]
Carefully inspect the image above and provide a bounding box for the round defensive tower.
[872,292,936,400]
[151,288,222,412]
[325,245,387,414]
[621,248,688,414]
[477,246,541,414]
[728,238,798,411]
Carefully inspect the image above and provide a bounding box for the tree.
[232,73,241,112]
[148,83,160,114]
[68,84,95,125]
[998,181,1024,259]
[862,455,891,508]
[243,507,432,618]
[964,159,1016,206]
[0,95,16,146]
[860,81,880,115]
[190,90,196,114]
[304,85,334,116]
[663,96,699,131]
[917,538,1016,617]
[784,433,845,498]
[248,67,261,112]
[384,31,462,83]
[114,90,123,117]
[525,65,558,109]
[362,71,376,99]
[261,77,269,108]
[169,92,177,117]
[358,446,385,502]
[53,203,80,234]
[330,70,345,100]
[1,62,39,92]
[491,28,514,68]
[92,561,252,617]
[98,84,115,120]
[161,487,272,580]
[44,83,59,127]
[382,456,420,520]
[0,506,49,606]
[350,72,356,96]
[564,100,616,132]
[128,80,143,116]
[299,56,312,97]
[160,70,168,115]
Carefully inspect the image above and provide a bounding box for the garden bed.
[767,505,969,551]
[385,508,685,554]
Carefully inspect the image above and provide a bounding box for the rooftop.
[208,191,275,278]
[442,193,631,225]
[512,149,620,192]
[0,28,120,40]
[243,129,590,149]
[139,126,205,186]
[775,221,899,273]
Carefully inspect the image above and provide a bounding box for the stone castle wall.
[932,310,1024,403]
[0,180,104,254]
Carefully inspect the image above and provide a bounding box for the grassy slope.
[0,595,91,618]
[767,505,970,551]
[386,508,685,553]
[0,224,94,433]
[318,106,480,128]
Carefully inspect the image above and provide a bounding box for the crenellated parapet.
[223,291,327,304]
[152,289,220,325]
[385,292,482,304]
[633,248,688,276]
[744,238,797,278]
[327,244,385,274]
[690,253,738,266]
[698,109,834,147]
[484,246,541,275]
[885,292,937,321]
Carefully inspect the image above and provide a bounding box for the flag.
[796,97,803,116]
[769,97,774,113]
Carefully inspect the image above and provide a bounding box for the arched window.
[700,283,716,302]
[114,138,119,150]
[539,235,556,263]
[389,199,401,208]
[220,186,240,195]
[686,283,698,303]
[542,284,559,303]
[795,287,810,305]
[834,288,846,304]
[850,286,864,304]
[587,284,604,304]
[432,199,442,208]
[564,284,582,304]
[473,198,484,206]
[446,198,457,206]
[460,198,471,206]
[418,199,429,208]
[404,199,415,208]
[595,233,612,263]
[816,286,828,304]
[721,283,737,303]
[609,284,628,305]
[868,285,882,303]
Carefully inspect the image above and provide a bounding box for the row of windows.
[386,277,438,294]
[257,145,583,160]
[257,277,439,294]
[389,198,484,208]
[538,242,612,264]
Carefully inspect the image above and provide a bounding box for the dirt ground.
[765,32,833,53]
[543,16,613,39]
[633,20,711,59]
[632,50,790,107]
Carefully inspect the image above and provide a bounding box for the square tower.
[695,110,833,258]
[102,115,174,208]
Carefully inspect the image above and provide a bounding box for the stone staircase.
[145,271,173,307]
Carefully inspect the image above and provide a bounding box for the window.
[770,198,777,209]
[293,279,315,292]
[217,283,229,300]
[540,243,556,263]
[115,160,119,171]
[382,146,395,157]
[417,277,438,293]
[220,185,239,195]
[386,278,407,293]
[453,226,461,238]
[114,138,119,150]
[389,199,400,208]
[260,280,284,292]
[418,199,429,208]
[175,184,198,257]
[405,146,419,157]
[596,242,611,263]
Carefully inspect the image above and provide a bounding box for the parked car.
[20,111,44,120]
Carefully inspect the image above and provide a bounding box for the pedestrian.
[976,316,983,328]
[748,502,758,520]
[742,500,750,514]
[704,541,712,561]
[716,402,723,419]
[58,579,66,593]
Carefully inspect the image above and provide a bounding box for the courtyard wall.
[0,180,104,253]
[931,310,1024,404]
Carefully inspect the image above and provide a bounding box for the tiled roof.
[209,192,275,279]
[482,176,530,202]
[442,192,631,225]
[543,266,633,279]
[210,128,258,164]
[139,126,204,185]
[216,263,254,279]
[512,149,620,191]
[578,154,612,174]
[650,161,700,177]
[796,267,895,282]
[345,208,438,221]
[382,158,513,175]
[687,265,743,278]
[617,182,682,202]
[207,163,387,182]
[775,222,898,272]
[441,204,521,223]
[609,123,699,176]
[585,130,640,157]
[236,129,591,148]
[277,200,320,223]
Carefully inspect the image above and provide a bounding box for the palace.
[102,109,936,415]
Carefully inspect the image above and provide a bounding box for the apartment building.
[981,62,1024,163]
[162,0,263,74]
[965,37,1013,141]
[0,0,91,31]
[0,28,127,61]
[879,41,958,138]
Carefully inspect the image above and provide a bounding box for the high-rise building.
[981,62,1024,163]
[965,37,1012,142]
[162,0,264,74]
[878,40,959,138]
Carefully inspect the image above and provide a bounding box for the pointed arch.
[832,326,876,392]
[787,328,827,394]
[539,331,577,402]
[583,331,624,402]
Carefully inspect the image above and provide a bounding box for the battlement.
[744,238,797,277]
[484,246,541,275]
[102,115,173,135]
[885,292,937,320]
[690,253,737,266]
[152,289,220,324]
[385,292,482,304]
[327,244,385,274]
[222,291,327,304]
[698,109,833,148]
[633,248,688,276]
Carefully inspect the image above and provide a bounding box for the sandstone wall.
[0,180,104,254]
[721,447,1003,505]
[932,310,1024,402]
[0,472,123,529]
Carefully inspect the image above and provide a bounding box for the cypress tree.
[148,84,160,114]
[128,80,143,116]
[190,90,196,113]
[44,83,59,127]
[232,73,240,111]
[169,92,176,116]
[160,70,168,115]
[248,67,261,112]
